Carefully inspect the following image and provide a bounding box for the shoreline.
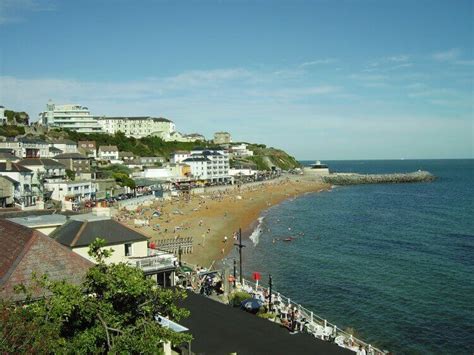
[116,175,330,268]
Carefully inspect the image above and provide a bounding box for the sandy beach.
[116,175,330,268]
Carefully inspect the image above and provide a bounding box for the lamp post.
[234,227,245,284]
[269,274,273,312]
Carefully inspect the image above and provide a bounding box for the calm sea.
[230,160,474,354]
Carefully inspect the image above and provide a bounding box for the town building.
[49,139,78,154]
[78,141,97,158]
[98,145,119,161]
[0,161,38,208]
[140,156,166,166]
[230,143,254,157]
[51,218,178,287]
[54,153,92,175]
[38,101,103,133]
[97,116,176,140]
[171,151,191,164]
[44,179,95,203]
[0,137,50,158]
[213,131,232,144]
[0,219,93,301]
[0,175,15,207]
[17,158,66,199]
[0,149,19,162]
[119,151,136,162]
[182,149,230,183]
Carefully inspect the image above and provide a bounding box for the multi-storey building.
[98,145,119,161]
[49,139,78,154]
[183,149,230,183]
[97,116,176,139]
[53,153,92,175]
[171,151,190,164]
[230,143,254,158]
[0,161,37,208]
[78,141,97,158]
[38,101,103,133]
[0,137,50,158]
[44,180,95,202]
[17,158,66,198]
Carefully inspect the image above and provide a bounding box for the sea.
[224,159,474,354]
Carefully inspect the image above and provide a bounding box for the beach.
[117,175,330,268]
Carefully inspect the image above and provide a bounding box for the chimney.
[5,160,12,171]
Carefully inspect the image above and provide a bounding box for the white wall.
[73,240,148,264]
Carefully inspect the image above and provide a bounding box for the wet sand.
[117,175,330,268]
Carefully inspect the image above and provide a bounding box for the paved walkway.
[179,292,353,355]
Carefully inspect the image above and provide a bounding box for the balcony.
[129,254,177,273]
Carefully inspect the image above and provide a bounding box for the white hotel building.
[97,116,176,140]
[182,149,230,183]
[39,101,103,133]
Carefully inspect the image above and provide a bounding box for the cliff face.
[231,144,300,171]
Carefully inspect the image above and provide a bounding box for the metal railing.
[241,279,385,354]
[130,255,176,272]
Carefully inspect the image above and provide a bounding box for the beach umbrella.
[240,298,264,314]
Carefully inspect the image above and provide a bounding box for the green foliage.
[112,172,136,189]
[4,110,29,125]
[64,130,214,159]
[0,125,25,137]
[229,291,252,307]
[0,238,192,353]
[65,169,76,181]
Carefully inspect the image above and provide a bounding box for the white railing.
[130,255,176,272]
[241,279,385,355]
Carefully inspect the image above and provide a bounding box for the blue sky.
[0,0,472,159]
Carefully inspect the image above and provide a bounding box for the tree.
[0,238,192,353]
[65,169,76,181]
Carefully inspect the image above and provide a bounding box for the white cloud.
[0,0,56,24]
[299,58,337,67]
[433,48,461,62]
[387,55,410,62]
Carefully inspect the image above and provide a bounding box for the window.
[124,243,132,256]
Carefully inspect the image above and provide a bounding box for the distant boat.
[283,237,294,242]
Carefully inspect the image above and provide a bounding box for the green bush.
[229,291,251,307]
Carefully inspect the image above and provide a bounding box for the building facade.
[0,162,37,208]
[97,116,176,139]
[98,145,119,161]
[183,149,230,182]
[39,101,103,133]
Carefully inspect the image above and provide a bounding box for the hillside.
[231,144,301,171]
[26,129,300,171]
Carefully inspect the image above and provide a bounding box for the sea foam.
[249,216,265,246]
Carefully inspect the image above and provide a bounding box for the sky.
[0,0,473,160]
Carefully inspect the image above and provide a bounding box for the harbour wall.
[321,170,435,185]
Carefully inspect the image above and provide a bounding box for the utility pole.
[269,274,273,312]
[234,227,245,284]
[233,259,237,288]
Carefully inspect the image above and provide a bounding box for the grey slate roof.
[0,162,32,173]
[183,157,210,162]
[54,153,88,160]
[18,158,66,167]
[51,219,148,248]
